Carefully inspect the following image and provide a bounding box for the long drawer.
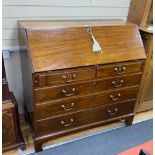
[34,73,141,103]
[97,61,143,78]
[35,86,139,120]
[35,100,135,137]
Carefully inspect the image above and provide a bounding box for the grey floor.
[32,119,152,155]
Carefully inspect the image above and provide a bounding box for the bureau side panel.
[18,24,34,129]
[137,31,153,112]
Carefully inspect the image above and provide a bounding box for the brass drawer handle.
[62,88,76,97]
[107,108,118,116]
[110,93,121,101]
[112,80,124,88]
[62,74,77,83]
[61,118,74,127]
[61,103,75,111]
[114,66,126,74]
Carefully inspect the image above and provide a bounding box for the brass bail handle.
[107,108,118,116]
[62,88,76,97]
[61,103,75,111]
[62,73,77,83]
[110,93,121,101]
[114,66,126,74]
[112,80,124,88]
[61,118,74,127]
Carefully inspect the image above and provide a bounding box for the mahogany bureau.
[18,20,146,152]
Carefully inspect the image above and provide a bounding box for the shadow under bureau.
[18,20,146,152]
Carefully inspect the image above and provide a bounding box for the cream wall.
[2,0,131,113]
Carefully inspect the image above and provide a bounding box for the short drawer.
[35,100,135,137]
[35,86,139,120]
[34,67,95,87]
[97,61,143,78]
[34,73,141,103]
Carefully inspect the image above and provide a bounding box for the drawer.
[97,61,143,78]
[34,67,95,87]
[34,73,141,103]
[36,86,139,120]
[35,100,135,137]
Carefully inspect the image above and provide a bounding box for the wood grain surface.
[34,73,141,102]
[35,100,135,137]
[36,86,139,120]
[20,21,146,72]
[128,0,152,27]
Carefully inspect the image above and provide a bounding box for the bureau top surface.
[19,20,146,73]
[19,20,128,29]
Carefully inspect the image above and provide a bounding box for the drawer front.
[35,100,135,137]
[34,67,95,87]
[36,86,139,120]
[34,73,141,103]
[97,61,143,78]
